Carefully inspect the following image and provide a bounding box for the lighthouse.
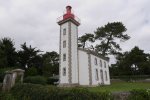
[57,6,80,86]
[57,6,110,87]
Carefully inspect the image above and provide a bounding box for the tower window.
[63,28,66,35]
[63,67,66,76]
[95,58,97,65]
[63,40,66,48]
[63,54,66,61]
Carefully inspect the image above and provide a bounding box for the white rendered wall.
[90,55,110,85]
[59,21,79,84]
[78,50,89,85]
[59,22,69,84]
[70,23,78,83]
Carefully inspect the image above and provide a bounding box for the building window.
[63,40,66,48]
[63,28,66,35]
[104,62,106,68]
[63,54,66,61]
[95,58,97,65]
[100,60,102,67]
[63,67,66,76]
[105,71,108,81]
[95,69,99,80]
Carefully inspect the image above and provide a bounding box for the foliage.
[47,77,58,85]
[25,67,38,76]
[128,89,150,100]
[17,42,42,69]
[0,92,16,100]
[111,46,150,76]
[78,33,94,49]
[42,51,59,77]
[0,37,17,68]
[94,22,130,56]
[24,76,47,85]
[11,83,113,100]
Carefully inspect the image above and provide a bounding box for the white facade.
[58,6,110,86]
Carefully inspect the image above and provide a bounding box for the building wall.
[78,50,89,85]
[59,22,69,84]
[70,22,78,83]
[90,55,110,85]
[59,21,78,84]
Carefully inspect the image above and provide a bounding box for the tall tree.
[18,43,42,69]
[0,37,17,68]
[94,22,130,56]
[113,46,149,76]
[78,33,94,49]
[42,51,59,76]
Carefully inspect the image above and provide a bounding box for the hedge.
[11,83,113,100]
[24,76,47,85]
[128,89,150,100]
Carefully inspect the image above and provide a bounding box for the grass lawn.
[88,82,150,92]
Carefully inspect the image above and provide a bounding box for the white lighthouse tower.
[57,6,80,86]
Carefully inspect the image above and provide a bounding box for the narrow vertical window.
[95,58,97,65]
[104,62,106,68]
[63,40,66,48]
[100,60,102,67]
[95,69,99,80]
[105,71,108,81]
[63,28,66,35]
[63,67,66,76]
[63,54,66,61]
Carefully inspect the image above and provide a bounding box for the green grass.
[88,82,150,92]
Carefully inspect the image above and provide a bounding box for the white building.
[57,6,110,86]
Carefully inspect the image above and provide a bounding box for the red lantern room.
[57,5,80,26]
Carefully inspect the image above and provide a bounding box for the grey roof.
[78,48,109,61]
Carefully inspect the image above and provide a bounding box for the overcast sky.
[0,0,150,56]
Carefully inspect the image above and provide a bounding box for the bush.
[47,77,58,85]
[128,89,150,100]
[11,83,113,100]
[24,76,47,85]
[25,67,38,76]
[0,92,16,100]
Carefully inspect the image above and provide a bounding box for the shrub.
[11,83,113,100]
[47,77,58,85]
[24,76,47,85]
[128,89,150,100]
[25,67,38,76]
[0,92,16,100]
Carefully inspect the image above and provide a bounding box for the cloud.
[0,0,150,58]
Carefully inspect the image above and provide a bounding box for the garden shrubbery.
[11,83,113,100]
[24,76,47,85]
[128,89,150,100]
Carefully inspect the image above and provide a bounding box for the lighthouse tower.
[57,6,80,86]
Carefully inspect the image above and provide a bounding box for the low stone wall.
[112,92,130,100]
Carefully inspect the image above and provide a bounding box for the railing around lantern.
[56,15,81,24]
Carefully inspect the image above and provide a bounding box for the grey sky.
[0,0,150,56]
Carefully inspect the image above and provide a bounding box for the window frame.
[63,54,66,61]
[63,28,66,35]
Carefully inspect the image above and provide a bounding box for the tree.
[42,51,59,76]
[94,22,130,56]
[112,46,149,76]
[0,37,17,68]
[78,33,94,49]
[17,43,42,69]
